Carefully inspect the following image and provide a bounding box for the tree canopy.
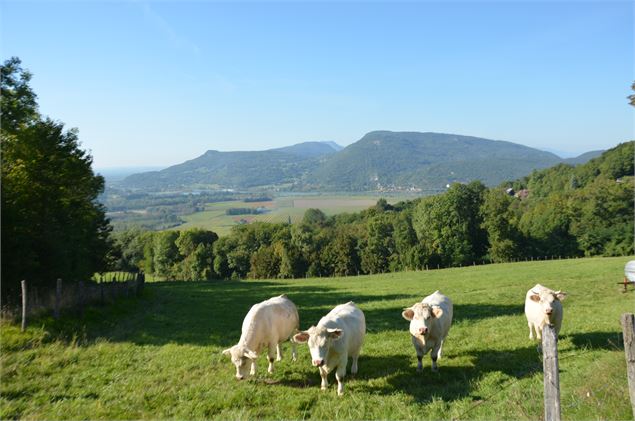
[1,57,111,300]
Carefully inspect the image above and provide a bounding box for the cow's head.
[222,344,258,380]
[529,288,567,324]
[293,326,342,367]
[402,302,443,339]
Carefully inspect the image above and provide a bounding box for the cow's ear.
[327,328,343,340]
[244,348,258,359]
[402,308,415,321]
[555,291,567,301]
[529,294,540,302]
[293,331,310,343]
[432,307,443,318]
[222,348,232,356]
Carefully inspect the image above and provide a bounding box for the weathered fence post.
[621,313,635,419]
[54,278,62,319]
[21,280,27,332]
[542,325,561,421]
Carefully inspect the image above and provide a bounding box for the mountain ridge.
[120,131,604,192]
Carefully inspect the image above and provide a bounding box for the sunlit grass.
[1,256,633,419]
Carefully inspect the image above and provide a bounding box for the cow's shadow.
[357,345,541,404]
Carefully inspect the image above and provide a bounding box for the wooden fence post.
[54,278,62,319]
[542,325,561,421]
[21,280,27,332]
[621,313,635,420]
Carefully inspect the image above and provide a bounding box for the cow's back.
[319,302,365,355]
[241,295,299,347]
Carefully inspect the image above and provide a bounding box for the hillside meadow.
[1,256,633,420]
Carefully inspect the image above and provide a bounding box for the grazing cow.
[402,290,453,372]
[293,302,365,396]
[222,294,299,380]
[525,284,567,340]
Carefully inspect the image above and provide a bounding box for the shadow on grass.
[566,331,623,351]
[36,280,416,348]
[359,345,541,405]
[25,280,530,350]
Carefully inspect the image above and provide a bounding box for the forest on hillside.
[108,141,634,281]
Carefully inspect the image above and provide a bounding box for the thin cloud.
[140,2,200,55]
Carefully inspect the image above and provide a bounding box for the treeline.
[110,141,634,280]
[225,208,263,215]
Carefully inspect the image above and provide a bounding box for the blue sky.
[2,1,633,168]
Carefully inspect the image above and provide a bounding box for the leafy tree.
[302,208,327,227]
[480,189,524,262]
[412,182,487,267]
[2,58,111,299]
[152,231,180,278]
[360,215,395,274]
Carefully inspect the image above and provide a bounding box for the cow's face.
[402,303,443,339]
[529,289,566,323]
[293,326,342,367]
[222,345,257,380]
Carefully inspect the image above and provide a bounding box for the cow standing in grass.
[293,301,365,396]
[222,294,299,380]
[402,290,453,372]
[525,284,567,340]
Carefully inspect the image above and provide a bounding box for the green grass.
[2,257,633,419]
[175,195,400,235]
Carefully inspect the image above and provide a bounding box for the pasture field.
[1,257,633,420]
[176,195,399,235]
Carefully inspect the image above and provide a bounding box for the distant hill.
[121,141,336,190]
[120,132,605,191]
[564,150,604,165]
[272,141,342,157]
[308,131,562,191]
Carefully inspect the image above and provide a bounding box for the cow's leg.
[535,324,542,340]
[431,343,442,372]
[267,344,276,373]
[276,343,283,362]
[291,340,297,362]
[437,339,444,360]
[528,322,535,340]
[413,336,424,372]
[335,364,347,396]
[350,353,359,375]
[319,366,329,390]
[250,360,257,376]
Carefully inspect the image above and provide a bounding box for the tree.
[2,58,111,300]
[629,81,635,107]
[412,182,487,267]
[480,189,524,262]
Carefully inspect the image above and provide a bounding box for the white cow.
[293,301,365,396]
[402,290,453,372]
[525,284,567,340]
[222,294,299,380]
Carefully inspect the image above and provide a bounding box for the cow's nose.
[418,327,428,335]
[312,359,324,367]
[545,309,553,315]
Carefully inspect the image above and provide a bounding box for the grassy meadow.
[176,195,392,235]
[1,256,633,420]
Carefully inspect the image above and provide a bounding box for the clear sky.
[2,0,633,168]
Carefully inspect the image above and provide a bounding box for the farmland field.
[177,195,398,235]
[1,257,633,419]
